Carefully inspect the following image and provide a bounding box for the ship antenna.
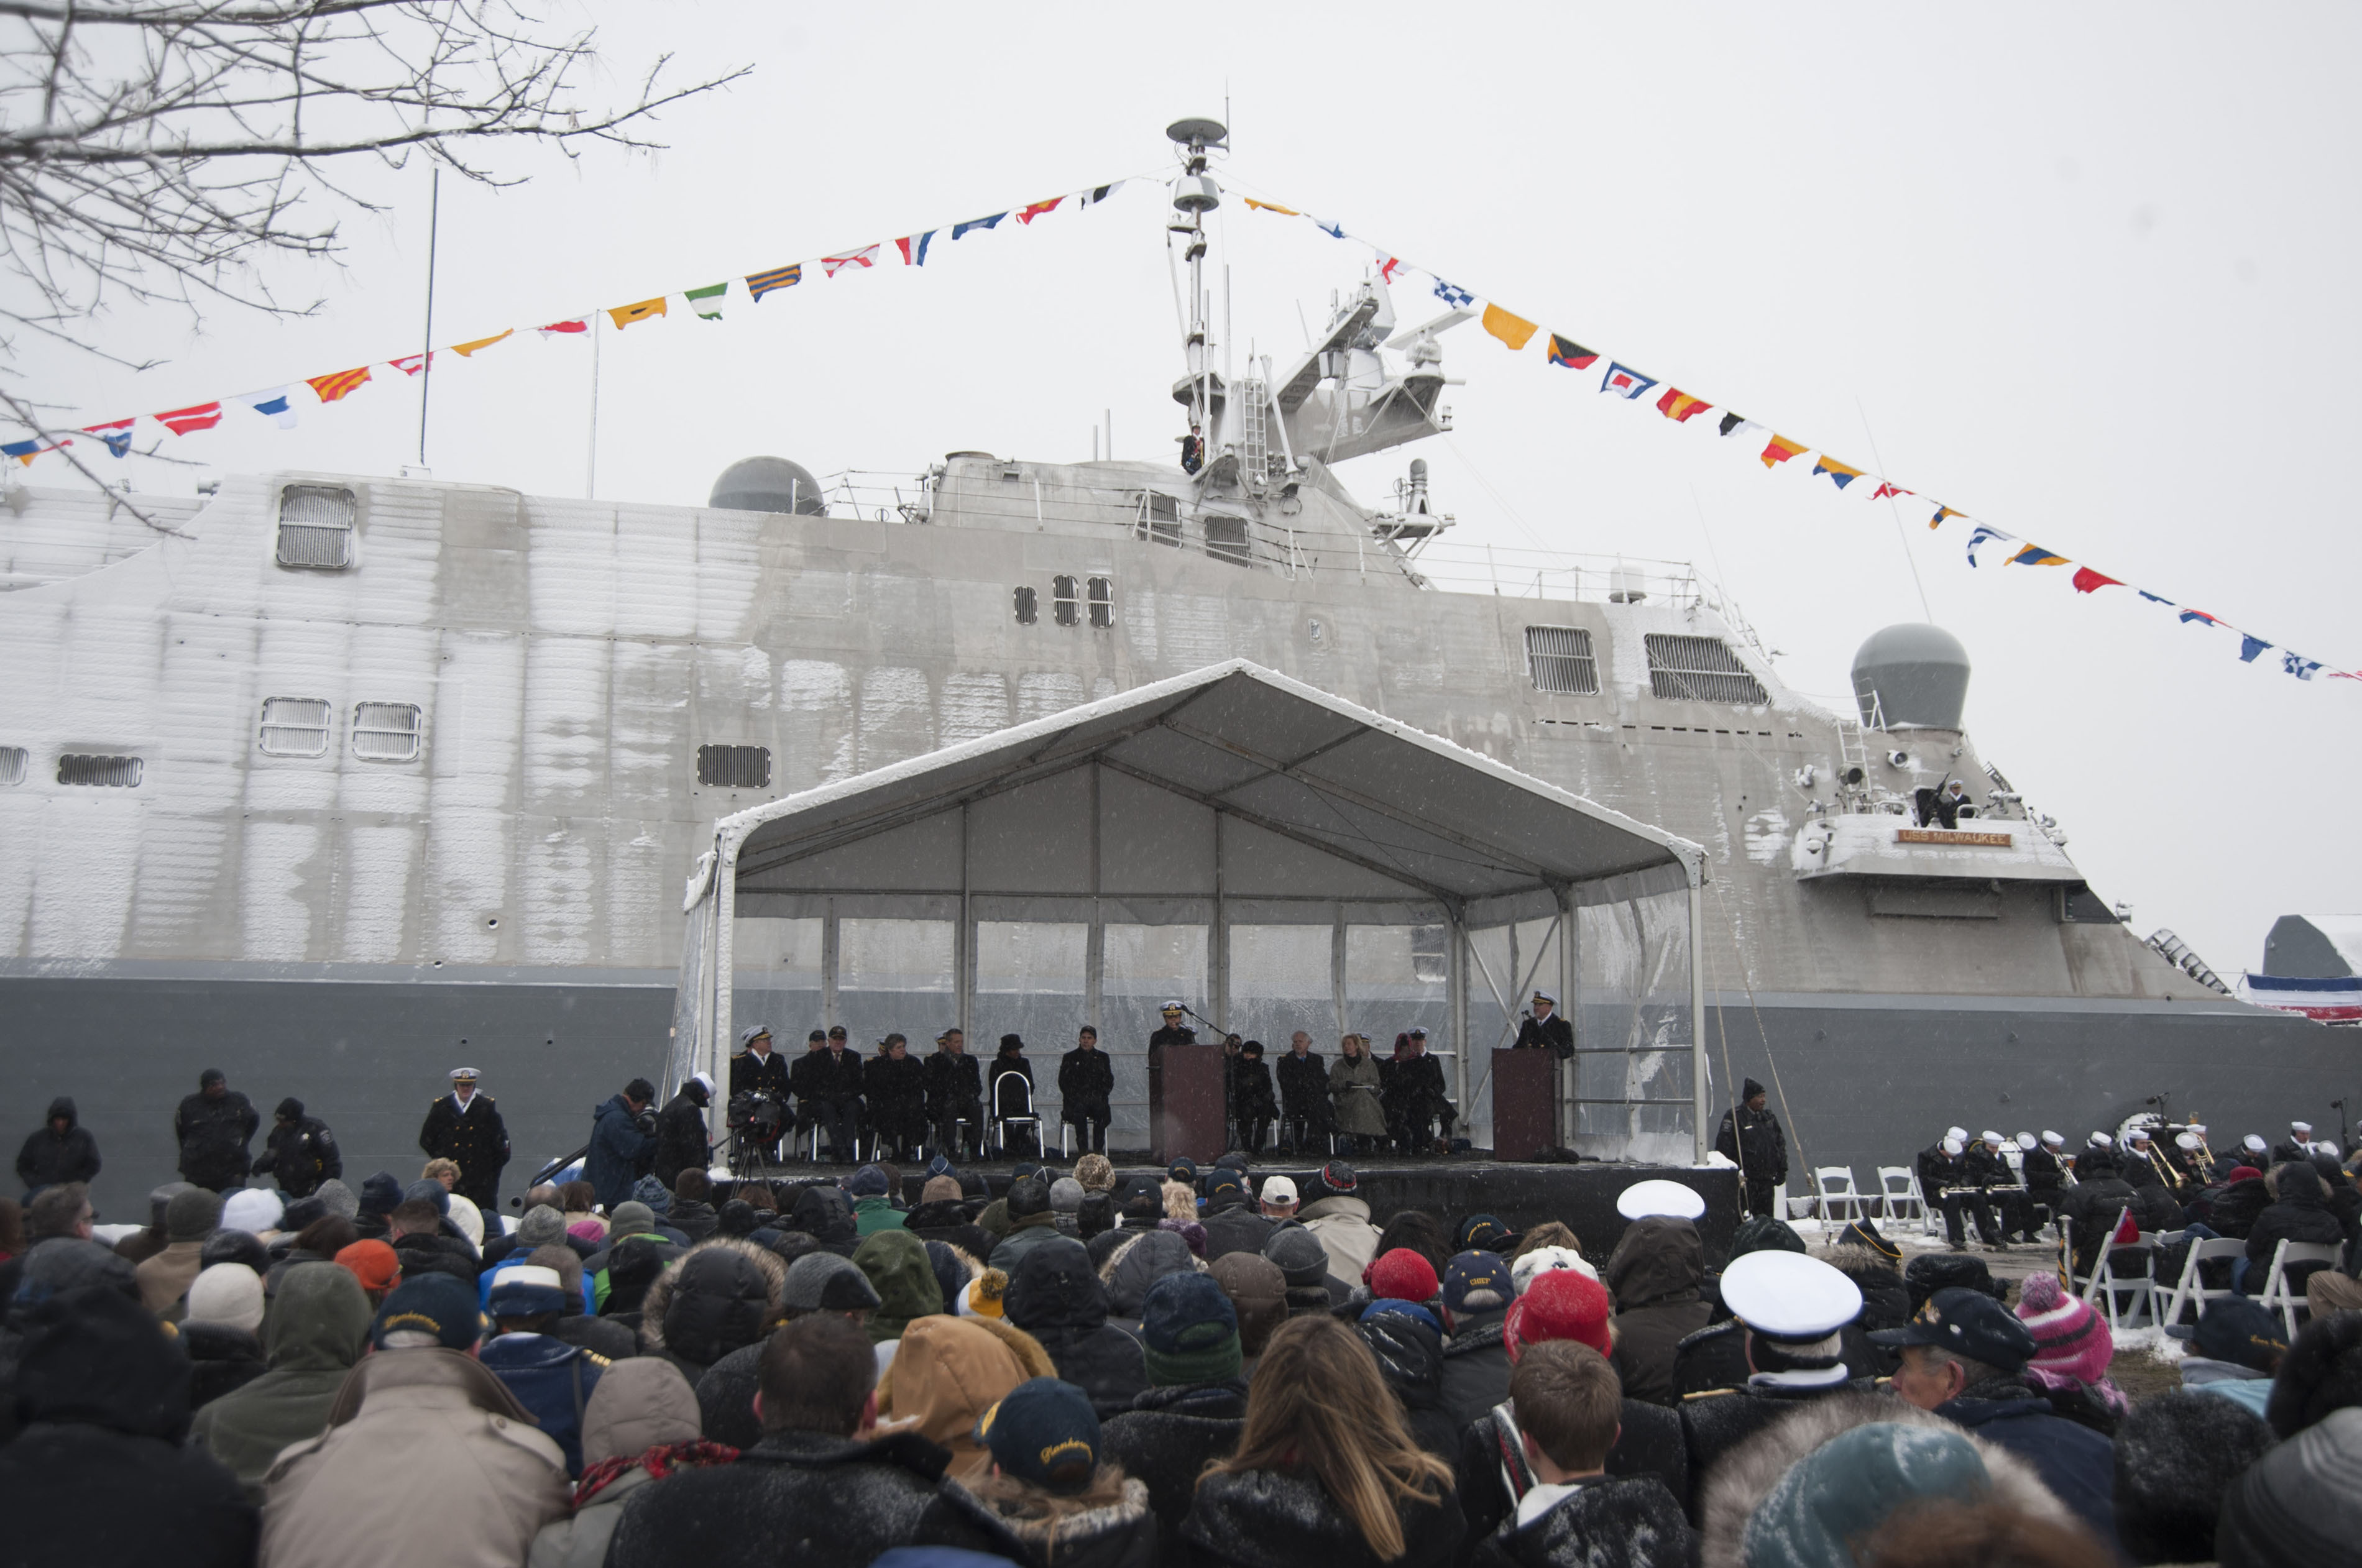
[1166,116,1228,446]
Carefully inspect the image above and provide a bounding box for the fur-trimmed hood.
[636,1236,786,1356]
[1098,1229,1206,1317]
[1696,1391,2074,1568]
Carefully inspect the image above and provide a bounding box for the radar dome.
[1850,623,1970,730]
[709,456,826,516]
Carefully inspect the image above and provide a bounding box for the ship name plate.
[1895,828,2013,847]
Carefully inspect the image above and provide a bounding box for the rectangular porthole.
[1013,585,1039,626]
[351,702,422,762]
[0,746,24,785]
[258,697,332,757]
[277,484,356,569]
[1052,575,1080,627]
[1088,576,1114,628]
[1525,626,1599,694]
[57,753,142,787]
[698,745,771,788]
[1643,634,1769,704]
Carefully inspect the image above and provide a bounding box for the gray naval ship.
[1,119,2343,1216]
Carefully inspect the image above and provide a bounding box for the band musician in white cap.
[1679,1250,1868,1474]
[417,1066,509,1213]
[2274,1120,2320,1167]
[1918,1127,2003,1251]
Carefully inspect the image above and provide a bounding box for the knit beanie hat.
[632,1175,673,1214]
[1159,1218,1208,1259]
[221,1188,284,1236]
[279,1196,328,1234]
[1049,1177,1086,1215]
[517,1205,566,1247]
[1364,1247,1440,1305]
[1008,1175,1052,1220]
[186,1263,265,1333]
[1208,1253,1287,1355]
[201,1229,270,1274]
[965,1268,1009,1318]
[402,1179,450,1216]
[847,1165,889,1198]
[1744,1423,1993,1568]
[1510,1245,1599,1296]
[166,1186,223,1243]
[1075,1153,1115,1193]
[1140,1272,1243,1386]
[1265,1227,1331,1289]
[335,1239,401,1297]
[608,1201,656,1239]
[921,1175,962,1204]
[2016,1270,2113,1387]
[783,1251,883,1314]
[358,1171,403,1217]
[447,1194,484,1249]
[315,1178,359,1221]
[1505,1268,1613,1362]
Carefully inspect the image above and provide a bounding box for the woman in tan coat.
[1329,1035,1388,1150]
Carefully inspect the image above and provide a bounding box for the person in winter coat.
[1006,1237,1147,1418]
[989,1175,1066,1274]
[986,1034,1037,1158]
[638,1239,784,1386]
[1275,1032,1330,1153]
[482,1266,610,1475]
[2242,1160,2345,1295]
[878,1311,1055,1480]
[1181,1313,1463,1568]
[926,1029,986,1160]
[191,1259,374,1500]
[1199,1170,1276,1260]
[250,1098,341,1199]
[1876,1285,2123,1554]
[1101,1227,1199,1320]
[2061,1162,2139,1276]
[1056,1027,1117,1156]
[1824,1225,1912,1375]
[1468,1341,1695,1568]
[137,1183,223,1314]
[916,1376,1159,1568]
[1388,1032,1456,1155]
[1230,1038,1279,1154]
[856,1227,947,1346]
[183,1263,270,1407]
[15,1095,100,1196]
[0,1283,257,1567]
[1358,1302,1464,1458]
[1101,1271,1251,1548]
[789,1181,863,1257]
[175,1068,260,1192]
[2108,1390,2274,1567]
[610,1313,949,1568]
[1329,1034,1389,1149]
[1298,1161,1382,1284]
[1714,1081,1788,1220]
[585,1080,660,1214]
[528,1358,723,1568]
[794,1029,867,1164]
[650,1075,714,1191]
[1602,1217,1712,1408]
[866,1034,932,1161]
[261,1274,571,1568]
[846,1164,906,1236]
[1438,1250,1517,1426]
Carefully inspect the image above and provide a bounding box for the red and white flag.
[822,246,880,277]
[156,402,223,436]
[536,316,592,338]
[390,352,436,377]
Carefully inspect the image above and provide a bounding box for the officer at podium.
[1513,989,1573,1056]
[1150,1002,1197,1050]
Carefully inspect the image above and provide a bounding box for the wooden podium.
[1150,1043,1227,1163]
[1492,1048,1558,1163]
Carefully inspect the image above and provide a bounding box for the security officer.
[418,1068,509,1213]
[1716,1080,1789,1219]
[251,1096,341,1199]
[1512,989,1574,1056]
[175,1068,260,1193]
[1680,1250,1870,1478]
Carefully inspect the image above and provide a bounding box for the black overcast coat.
[1004,1237,1147,1418]
[651,1085,712,1190]
[1182,1463,1464,1568]
[174,1090,259,1191]
[15,1096,100,1191]
[608,1426,952,1568]
[1102,1380,1248,1552]
[418,1091,510,1209]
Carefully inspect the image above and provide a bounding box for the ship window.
[276,484,356,570]
[351,702,422,762]
[1643,634,1768,704]
[0,746,24,786]
[698,744,771,789]
[1141,492,1182,547]
[1525,626,1599,695]
[1205,514,1251,566]
[1052,575,1080,627]
[1013,585,1038,626]
[57,753,141,787]
[1088,576,1114,628]
[258,697,332,757]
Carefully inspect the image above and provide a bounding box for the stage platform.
[719,1154,1743,1266]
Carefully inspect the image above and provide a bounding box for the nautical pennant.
[821,246,880,277]
[453,329,513,357]
[894,232,935,267]
[2285,652,2323,680]
[536,315,591,337]
[745,265,802,300]
[1760,434,1806,468]
[1432,277,1474,307]
[1377,256,1405,283]
[1964,524,2015,566]
[1073,181,1124,207]
[83,418,136,457]
[1813,456,1863,489]
[245,388,296,428]
[1717,413,1763,439]
[1928,504,1962,529]
[1600,362,1657,400]
[607,300,666,329]
[951,213,1005,240]
[686,283,727,319]
[1481,303,1539,351]
[1872,482,1913,500]
[2240,635,2272,663]
[390,351,436,375]
[306,367,371,403]
[1546,336,1598,370]
[1315,218,1348,240]
[1243,198,1298,214]
[0,437,67,464]
[2008,544,2069,567]
[1017,198,1062,224]
[2070,567,2120,594]
[2177,608,2223,626]
[156,402,223,436]
[1656,388,1712,423]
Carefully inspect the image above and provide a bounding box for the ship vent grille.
[1013,585,1038,625]
[1140,492,1182,547]
[277,484,356,569]
[699,744,771,789]
[1525,626,1599,694]
[1052,575,1080,627]
[352,702,421,762]
[1205,514,1251,566]
[57,753,142,787]
[259,697,332,757]
[1643,634,1768,704]
[1088,576,1114,628]
[0,746,24,786]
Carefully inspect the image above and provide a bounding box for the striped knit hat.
[2015,1271,2112,1386]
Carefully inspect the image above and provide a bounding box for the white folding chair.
[2156,1235,2245,1329]
[1877,1166,1924,1226]
[2074,1207,2152,1329]
[1813,1167,1866,1226]
[989,1070,1044,1161]
[2256,1240,2346,1339]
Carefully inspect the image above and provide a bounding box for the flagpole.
[418,167,439,470]
[587,312,600,500]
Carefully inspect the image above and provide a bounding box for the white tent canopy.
[671,660,1710,1157]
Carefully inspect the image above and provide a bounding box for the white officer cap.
[1942,1136,1964,1156]
[2244,1134,2268,1154]
[2016,1132,2038,1152]
[1160,999,1184,1012]
[1980,1130,2004,1147]
[690,1071,715,1095]
[450,1067,479,1082]
[1408,1027,1428,1038]
[2293,1121,2314,1135]
[2317,1141,2340,1157]
[1946,1126,1968,1142]
[738,1024,771,1048]
[1616,1178,1706,1222]
[1719,1251,1863,1343]
[1532,989,1558,1006]
[2176,1132,2202,1151]
[2189,1124,2208,1135]
[2041,1130,2064,1147]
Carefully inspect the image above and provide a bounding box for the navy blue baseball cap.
[1870,1286,2038,1369]
[978,1377,1101,1493]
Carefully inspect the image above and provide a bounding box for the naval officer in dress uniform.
[418,1067,510,1214]
[1513,989,1574,1056]
[1679,1250,1868,1479]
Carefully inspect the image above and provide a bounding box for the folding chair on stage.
[2256,1239,2346,1340]
[990,1071,1044,1162]
[1813,1167,1868,1227]
[1876,1166,1926,1228]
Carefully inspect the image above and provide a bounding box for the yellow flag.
[1481,303,1539,351]
[451,329,513,357]
[607,298,668,329]
[1243,198,1300,215]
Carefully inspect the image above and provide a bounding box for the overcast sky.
[20,3,2360,979]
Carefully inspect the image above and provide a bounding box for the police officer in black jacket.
[1512,989,1574,1056]
[1716,1080,1789,1219]
[174,1068,260,1193]
[251,1097,341,1198]
[1059,1026,1115,1155]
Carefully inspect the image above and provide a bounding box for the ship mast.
[1167,117,1226,446]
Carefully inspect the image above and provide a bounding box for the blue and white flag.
[1599,362,1658,400]
[1432,277,1474,308]
[244,388,296,429]
[2240,635,2271,663]
[2284,652,2323,681]
[1964,523,2015,567]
